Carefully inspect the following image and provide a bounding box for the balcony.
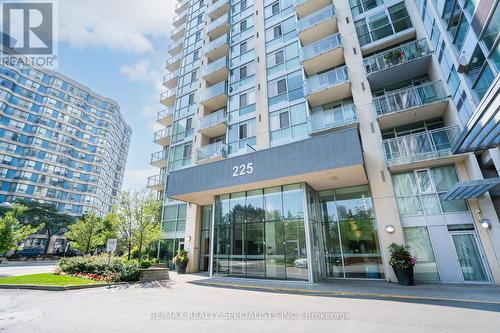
[304,66,351,107]
[160,90,176,107]
[205,34,230,61]
[294,0,333,18]
[150,150,169,168]
[153,126,172,146]
[297,5,337,45]
[173,11,187,28]
[147,174,167,191]
[309,104,357,135]
[199,109,228,137]
[203,56,229,85]
[197,142,228,163]
[175,0,188,14]
[162,70,179,89]
[363,39,432,89]
[168,39,183,56]
[201,81,228,111]
[157,107,174,126]
[208,0,230,20]
[165,54,181,71]
[383,126,463,170]
[374,81,450,130]
[170,25,185,41]
[207,13,230,39]
[300,33,343,75]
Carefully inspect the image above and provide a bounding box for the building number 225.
[232,163,254,177]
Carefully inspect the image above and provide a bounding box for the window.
[240,20,248,31]
[240,0,247,11]
[188,93,195,105]
[186,117,193,130]
[182,144,191,158]
[279,111,289,128]
[191,71,197,83]
[271,2,280,15]
[277,79,286,94]
[193,50,200,61]
[239,124,247,139]
[240,66,248,79]
[239,93,248,107]
[240,41,248,54]
[273,25,282,38]
[275,50,284,65]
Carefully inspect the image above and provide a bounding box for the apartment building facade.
[150,0,500,284]
[0,62,131,218]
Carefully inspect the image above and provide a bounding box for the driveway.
[0,261,57,277]
[0,273,499,333]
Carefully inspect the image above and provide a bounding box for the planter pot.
[393,266,414,286]
[175,261,188,274]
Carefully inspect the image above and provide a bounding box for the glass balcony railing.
[300,33,341,61]
[147,174,167,188]
[208,0,229,16]
[364,39,430,75]
[163,70,179,85]
[157,107,174,121]
[168,39,183,53]
[305,65,349,95]
[200,109,227,130]
[203,56,228,77]
[166,54,181,68]
[373,81,448,117]
[202,81,227,101]
[160,90,175,102]
[175,0,188,13]
[206,34,229,53]
[309,104,357,133]
[297,4,336,32]
[197,142,228,161]
[170,25,185,39]
[173,10,187,26]
[207,13,229,33]
[383,126,460,166]
[154,126,172,142]
[150,150,169,164]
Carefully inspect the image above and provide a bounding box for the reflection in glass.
[265,221,286,279]
[403,227,440,281]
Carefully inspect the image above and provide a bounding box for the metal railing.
[300,33,341,61]
[153,126,172,142]
[309,104,357,133]
[202,81,228,101]
[305,65,349,95]
[197,142,228,161]
[297,4,336,32]
[200,109,227,130]
[157,107,174,121]
[383,126,460,166]
[373,81,448,117]
[150,150,169,164]
[147,174,167,188]
[203,56,228,77]
[207,13,229,33]
[364,39,430,75]
[206,34,229,53]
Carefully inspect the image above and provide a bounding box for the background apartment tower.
[0,63,132,217]
[150,0,499,285]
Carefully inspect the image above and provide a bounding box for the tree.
[0,204,39,254]
[65,213,105,255]
[114,190,162,260]
[14,199,74,255]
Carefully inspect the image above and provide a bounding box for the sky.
[5,0,176,190]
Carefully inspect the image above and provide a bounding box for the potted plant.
[388,243,417,286]
[173,249,189,274]
[384,49,405,65]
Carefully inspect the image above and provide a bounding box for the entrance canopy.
[166,128,367,205]
[443,178,500,200]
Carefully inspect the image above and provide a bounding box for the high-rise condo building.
[150,0,500,285]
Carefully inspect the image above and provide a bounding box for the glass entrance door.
[451,233,490,283]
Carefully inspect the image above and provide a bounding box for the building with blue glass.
[150,0,499,285]
[0,61,132,218]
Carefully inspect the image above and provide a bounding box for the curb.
[192,281,500,306]
[0,283,114,291]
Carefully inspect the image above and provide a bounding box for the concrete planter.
[139,267,169,282]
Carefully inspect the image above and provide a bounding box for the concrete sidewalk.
[190,275,500,305]
[0,260,58,277]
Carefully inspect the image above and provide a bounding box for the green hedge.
[58,255,140,282]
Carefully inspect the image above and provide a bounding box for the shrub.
[58,255,140,282]
[139,260,151,269]
[388,243,417,270]
[173,249,189,264]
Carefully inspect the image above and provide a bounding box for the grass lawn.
[0,273,105,286]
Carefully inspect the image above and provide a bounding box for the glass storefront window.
[213,184,308,281]
[403,227,440,282]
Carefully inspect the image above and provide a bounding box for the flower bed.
[57,254,140,282]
